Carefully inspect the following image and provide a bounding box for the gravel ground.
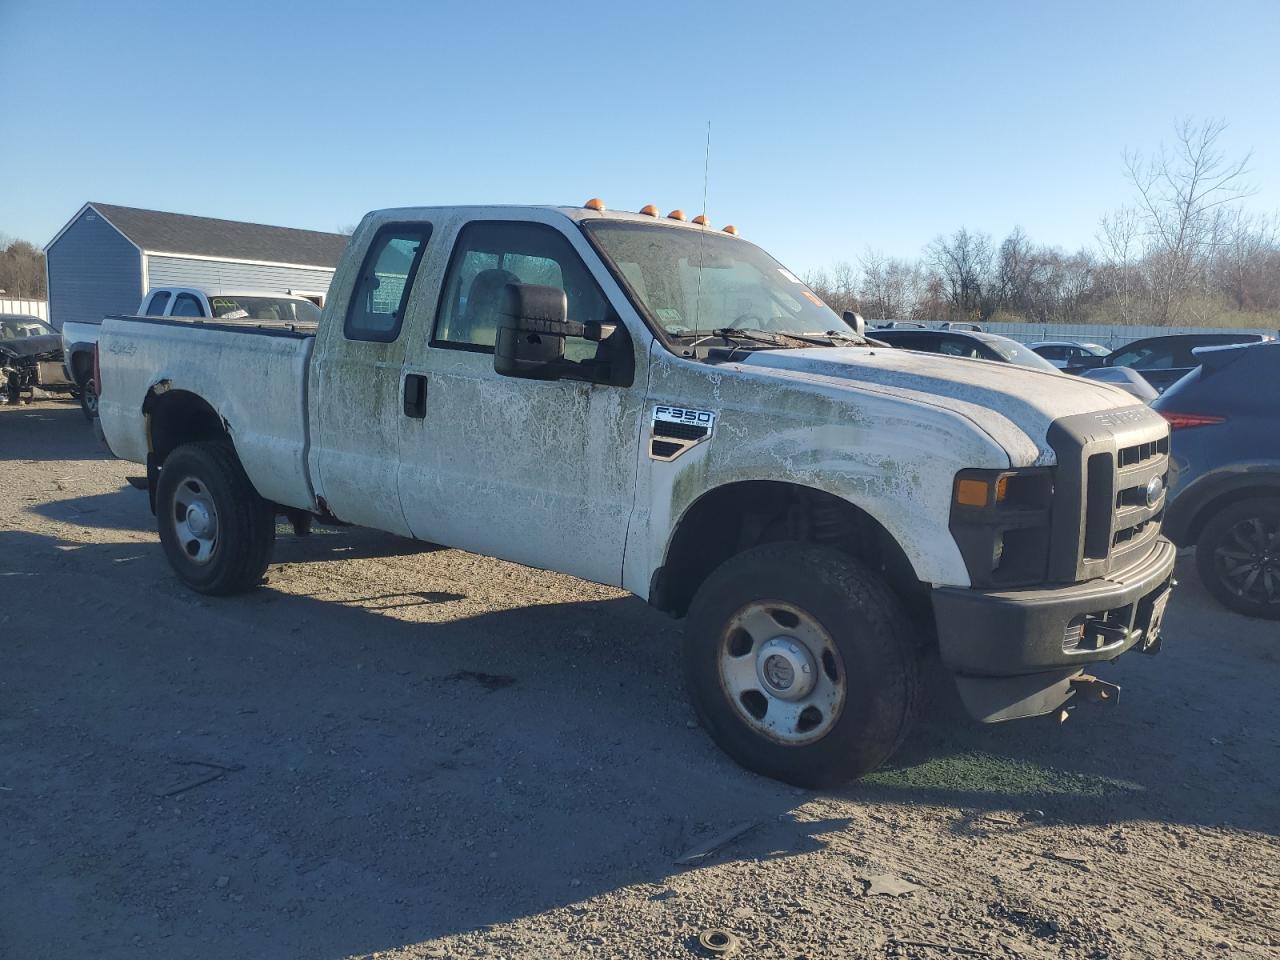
[2,399,1278,960]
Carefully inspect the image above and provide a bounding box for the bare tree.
[0,236,47,299]
[1097,207,1143,323]
[927,227,993,320]
[860,250,922,322]
[1124,119,1254,324]
[804,260,860,316]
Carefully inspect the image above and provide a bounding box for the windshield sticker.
[221,309,249,320]
[655,307,684,326]
[778,268,802,284]
[801,290,825,307]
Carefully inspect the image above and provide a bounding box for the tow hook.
[1069,673,1121,706]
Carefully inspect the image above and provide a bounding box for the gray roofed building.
[44,202,349,330]
[84,203,348,268]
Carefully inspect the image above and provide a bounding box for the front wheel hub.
[756,636,817,701]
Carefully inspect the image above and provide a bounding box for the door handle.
[403,374,428,419]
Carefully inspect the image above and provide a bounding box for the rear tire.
[1195,497,1280,620]
[79,376,98,421]
[156,441,275,595]
[685,542,919,787]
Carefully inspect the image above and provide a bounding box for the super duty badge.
[650,405,715,462]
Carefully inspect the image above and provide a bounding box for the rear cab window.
[345,225,432,342]
[145,291,171,316]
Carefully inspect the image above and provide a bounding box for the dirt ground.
[2,399,1277,960]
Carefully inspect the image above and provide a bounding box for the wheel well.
[653,481,927,618]
[1186,483,1280,545]
[144,388,229,466]
[70,350,93,383]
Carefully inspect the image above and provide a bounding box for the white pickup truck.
[62,288,321,419]
[96,202,1176,786]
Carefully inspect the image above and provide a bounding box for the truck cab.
[96,201,1177,786]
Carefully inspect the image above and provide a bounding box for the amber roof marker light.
[639,204,659,217]
[667,209,687,221]
[692,214,710,226]
[584,197,606,211]
[722,225,738,235]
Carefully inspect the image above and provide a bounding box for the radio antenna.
[694,120,710,340]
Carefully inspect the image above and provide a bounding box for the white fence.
[980,321,1276,349]
[0,298,49,321]
[868,319,1276,350]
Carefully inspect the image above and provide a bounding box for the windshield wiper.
[684,327,787,350]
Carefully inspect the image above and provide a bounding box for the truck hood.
[0,334,63,359]
[738,346,1139,466]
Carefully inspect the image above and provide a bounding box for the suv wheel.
[685,543,919,787]
[1195,497,1280,620]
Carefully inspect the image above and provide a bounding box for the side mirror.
[493,283,616,381]
[843,310,867,338]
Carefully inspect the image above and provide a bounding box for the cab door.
[309,222,431,534]
[395,215,647,586]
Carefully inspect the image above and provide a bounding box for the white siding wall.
[144,255,335,300]
[0,298,49,320]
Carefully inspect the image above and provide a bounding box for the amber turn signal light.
[955,478,991,507]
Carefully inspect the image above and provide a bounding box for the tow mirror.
[494,283,616,381]
[843,310,867,338]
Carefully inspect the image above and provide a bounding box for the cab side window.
[938,336,982,359]
[171,294,204,318]
[433,221,615,364]
[345,225,432,342]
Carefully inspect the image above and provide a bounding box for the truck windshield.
[208,296,322,325]
[585,222,856,343]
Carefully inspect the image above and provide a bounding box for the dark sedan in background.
[871,328,1061,372]
[873,328,1158,400]
[1155,340,1280,620]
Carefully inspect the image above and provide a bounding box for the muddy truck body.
[95,203,1176,785]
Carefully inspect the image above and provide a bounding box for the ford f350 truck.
[96,201,1176,786]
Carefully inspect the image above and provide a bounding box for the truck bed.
[97,313,318,512]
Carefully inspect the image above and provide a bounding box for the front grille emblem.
[1145,474,1165,508]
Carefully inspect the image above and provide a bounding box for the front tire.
[685,543,920,787]
[1195,497,1280,620]
[156,442,275,595]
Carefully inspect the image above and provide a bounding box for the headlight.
[950,468,1054,587]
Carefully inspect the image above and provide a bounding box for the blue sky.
[2,0,1277,272]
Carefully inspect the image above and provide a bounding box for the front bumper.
[932,537,1176,722]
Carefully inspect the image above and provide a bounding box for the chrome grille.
[1047,406,1172,583]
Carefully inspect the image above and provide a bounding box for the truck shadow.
[4,526,1278,960]
[0,401,104,461]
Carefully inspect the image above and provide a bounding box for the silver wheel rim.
[171,476,219,565]
[717,601,846,745]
